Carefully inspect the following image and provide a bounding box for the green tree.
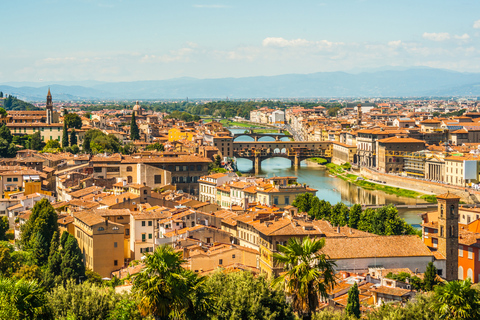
[214,154,222,167]
[293,193,316,214]
[273,237,337,319]
[64,113,82,129]
[43,139,61,152]
[423,262,438,291]
[0,107,7,117]
[62,121,69,148]
[431,279,480,319]
[130,112,140,141]
[20,199,58,254]
[0,243,13,276]
[345,282,360,318]
[0,92,3,98]
[0,216,8,241]
[348,204,362,229]
[0,277,52,320]
[13,264,42,281]
[30,132,44,150]
[145,142,164,151]
[0,125,17,158]
[107,295,146,320]
[205,270,294,320]
[133,244,211,320]
[60,234,85,284]
[70,129,77,146]
[47,280,120,320]
[330,202,349,227]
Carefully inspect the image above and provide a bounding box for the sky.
[2,0,480,83]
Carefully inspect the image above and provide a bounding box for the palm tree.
[133,244,212,320]
[0,277,51,319]
[272,237,337,320]
[432,279,480,319]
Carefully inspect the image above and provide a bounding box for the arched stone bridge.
[233,141,332,173]
[232,129,289,142]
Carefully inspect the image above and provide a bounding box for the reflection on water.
[231,129,425,225]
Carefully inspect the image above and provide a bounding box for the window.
[219,259,223,265]
[148,221,152,226]
[197,165,202,171]
[6,178,11,182]
[433,238,438,248]
[469,247,473,259]
[114,242,117,248]
[126,229,130,236]
[459,245,464,257]
[440,204,444,218]
[232,254,235,259]
[285,196,290,205]
[13,178,18,182]
[94,167,102,173]
[142,221,146,227]
[126,166,132,172]
[149,233,152,239]
[143,190,147,194]
[98,227,104,231]
[451,205,455,217]
[142,234,146,242]
[273,197,279,205]
[154,175,162,184]
[114,260,118,266]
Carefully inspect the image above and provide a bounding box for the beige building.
[185,243,259,273]
[74,211,125,277]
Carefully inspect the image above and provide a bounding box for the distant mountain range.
[1,67,480,101]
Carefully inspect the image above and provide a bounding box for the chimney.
[337,226,340,233]
[116,198,119,204]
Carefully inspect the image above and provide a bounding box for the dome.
[133,100,142,111]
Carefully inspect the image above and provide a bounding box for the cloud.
[474,20,480,29]
[454,33,470,40]
[423,32,450,41]
[193,4,228,8]
[388,40,402,47]
[262,37,337,49]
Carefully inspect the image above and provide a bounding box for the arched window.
[440,204,444,218]
[459,266,464,280]
[468,268,473,281]
[126,166,133,172]
[451,204,455,217]
[127,176,133,183]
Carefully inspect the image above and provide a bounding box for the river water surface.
[230,129,426,225]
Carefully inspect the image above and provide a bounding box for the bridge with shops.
[232,141,332,173]
[231,129,289,142]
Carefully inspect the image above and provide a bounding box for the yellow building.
[74,211,125,278]
[168,127,196,142]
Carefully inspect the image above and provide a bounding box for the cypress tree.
[60,230,69,248]
[61,234,85,284]
[70,128,77,146]
[423,262,437,291]
[345,282,360,318]
[62,121,69,148]
[30,131,43,150]
[130,112,140,141]
[45,231,62,287]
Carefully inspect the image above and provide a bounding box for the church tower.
[437,192,460,281]
[46,88,53,125]
[357,103,362,126]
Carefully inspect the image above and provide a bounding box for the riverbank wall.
[360,167,479,204]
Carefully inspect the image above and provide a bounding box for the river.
[230,129,426,225]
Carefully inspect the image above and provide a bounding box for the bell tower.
[46,88,53,125]
[437,192,460,281]
[357,103,362,126]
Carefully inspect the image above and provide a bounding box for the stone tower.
[46,88,53,125]
[437,192,460,281]
[357,103,362,126]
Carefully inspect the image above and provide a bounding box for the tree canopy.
[63,113,82,129]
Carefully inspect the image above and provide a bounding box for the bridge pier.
[294,156,300,169]
[254,136,259,142]
[254,156,262,174]
[275,135,280,141]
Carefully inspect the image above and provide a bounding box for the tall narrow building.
[46,88,53,125]
[437,192,460,281]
